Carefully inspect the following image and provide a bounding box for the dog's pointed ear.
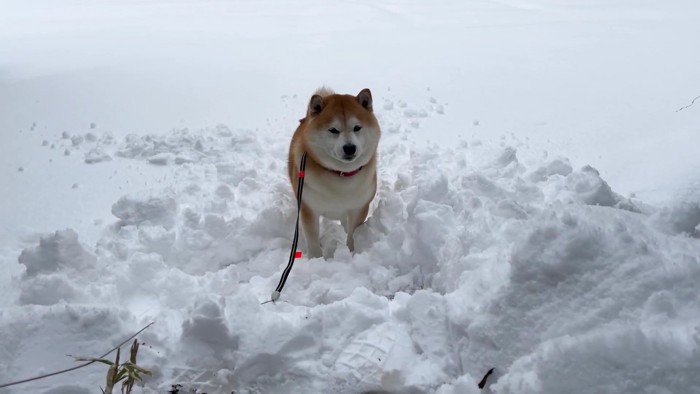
[308,94,324,116]
[356,88,373,111]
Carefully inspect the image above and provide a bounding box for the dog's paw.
[307,244,323,259]
[346,236,355,253]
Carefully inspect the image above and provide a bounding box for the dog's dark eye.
[328,128,340,134]
[353,125,362,132]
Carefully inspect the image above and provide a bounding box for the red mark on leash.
[298,171,305,178]
[295,251,302,258]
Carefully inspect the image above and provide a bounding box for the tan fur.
[288,88,381,258]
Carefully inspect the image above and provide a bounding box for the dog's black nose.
[343,144,356,156]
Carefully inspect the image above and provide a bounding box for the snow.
[1,0,700,393]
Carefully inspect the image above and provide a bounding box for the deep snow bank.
[1,99,699,394]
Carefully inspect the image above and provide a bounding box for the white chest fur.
[301,169,375,220]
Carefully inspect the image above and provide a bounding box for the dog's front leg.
[300,203,322,258]
[345,204,370,253]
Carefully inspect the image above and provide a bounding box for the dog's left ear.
[356,88,373,111]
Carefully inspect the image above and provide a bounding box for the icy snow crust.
[2,100,699,393]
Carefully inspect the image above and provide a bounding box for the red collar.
[327,166,363,177]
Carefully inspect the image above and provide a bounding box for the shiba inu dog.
[288,88,381,258]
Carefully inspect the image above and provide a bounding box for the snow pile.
[16,229,97,306]
[652,202,700,237]
[18,229,96,277]
[111,195,178,229]
[1,103,699,394]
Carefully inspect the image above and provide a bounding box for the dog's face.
[302,89,381,171]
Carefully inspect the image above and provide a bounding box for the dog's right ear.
[308,94,324,116]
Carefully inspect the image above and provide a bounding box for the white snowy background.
[1,0,699,393]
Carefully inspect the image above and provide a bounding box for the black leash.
[264,152,308,304]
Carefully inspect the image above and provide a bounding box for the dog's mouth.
[341,154,357,162]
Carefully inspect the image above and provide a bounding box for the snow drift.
[1,98,699,393]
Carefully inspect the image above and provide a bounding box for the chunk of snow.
[111,194,178,229]
[18,229,96,277]
[84,148,112,164]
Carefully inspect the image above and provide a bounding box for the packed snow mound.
[18,229,96,277]
[651,202,700,237]
[2,113,699,393]
[111,194,178,229]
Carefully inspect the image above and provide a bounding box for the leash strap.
[269,152,307,302]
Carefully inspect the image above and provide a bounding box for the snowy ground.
[1,1,700,393]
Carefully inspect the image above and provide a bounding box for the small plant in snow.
[73,339,151,394]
